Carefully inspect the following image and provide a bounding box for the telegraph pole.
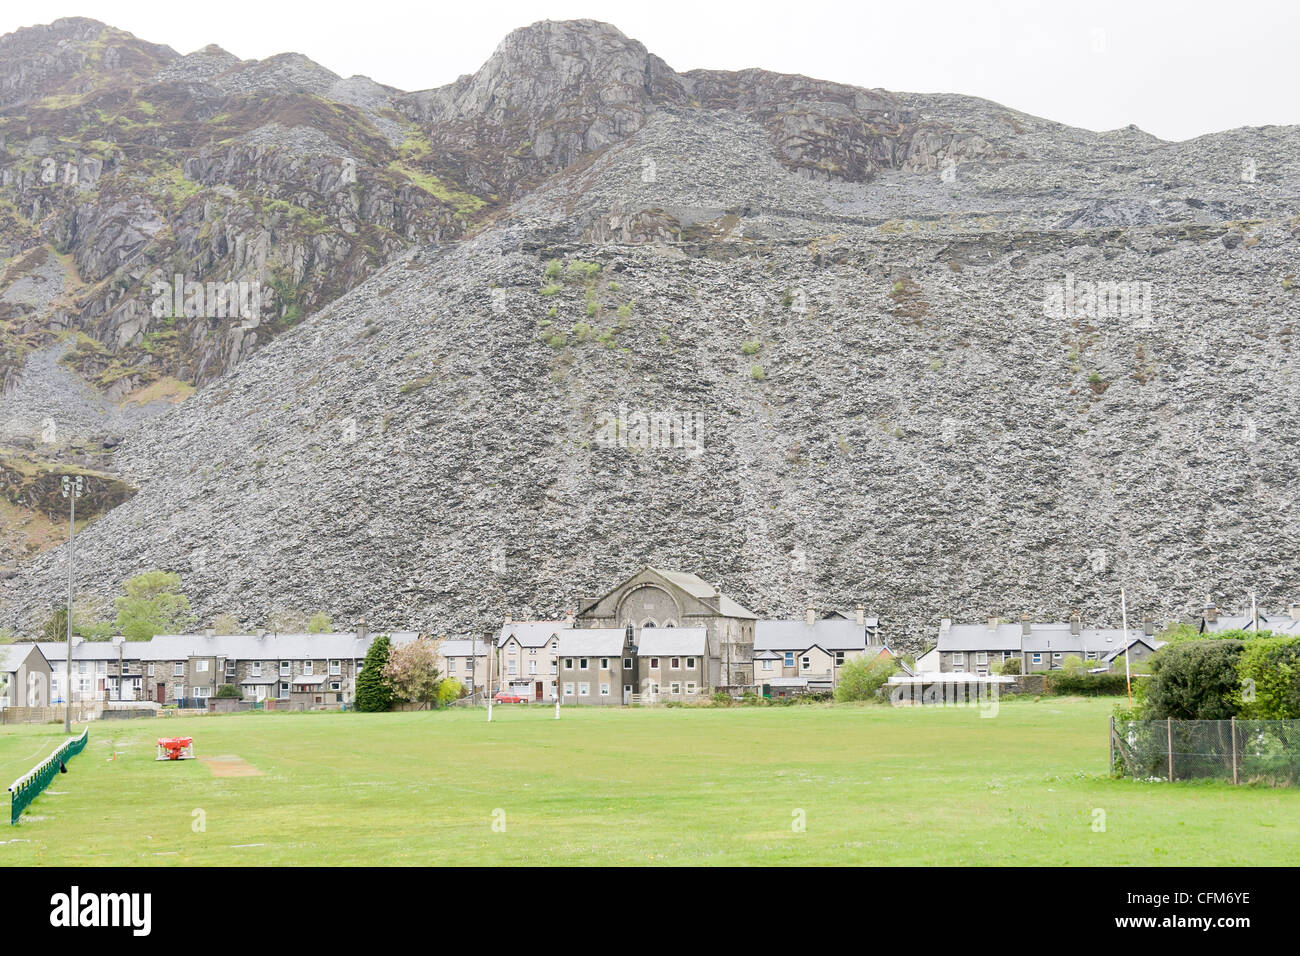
[1121,586,1132,711]
[61,475,83,733]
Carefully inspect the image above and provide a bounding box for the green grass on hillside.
[1,698,1294,866]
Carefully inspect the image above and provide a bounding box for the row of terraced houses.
[2,567,1291,711]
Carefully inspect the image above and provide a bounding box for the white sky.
[5,0,1297,141]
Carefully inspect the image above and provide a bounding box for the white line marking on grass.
[230,843,265,848]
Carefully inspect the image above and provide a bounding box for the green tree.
[113,571,193,641]
[41,602,113,642]
[306,611,333,634]
[834,656,898,702]
[999,657,1022,675]
[355,634,394,712]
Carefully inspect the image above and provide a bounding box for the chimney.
[1069,612,1081,636]
[1203,595,1218,623]
[940,618,952,634]
[357,618,368,642]
[205,627,214,639]
[856,604,865,627]
[806,604,816,627]
[1020,612,1031,636]
[1142,614,1154,637]
[1290,603,1300,623]
[987,616,998,631]
[504,611,513,625]
[564,608,575,625]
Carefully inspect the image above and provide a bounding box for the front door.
[534,681,543,700]
[156,683,166,704]
[623,685,632,705]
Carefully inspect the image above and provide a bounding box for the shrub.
[436,678,464,708]
[741,340,761,355]
[1043,670,1130,696]
[750,363,765,381]
[1142,640,1245,719]
[215,684,242,699]
[711,690,733,706]
[539,283,561,296]
[544,259,563,279]
[1000,657,1022,675]
[1234,636,1300,719]
[834,656,898,703]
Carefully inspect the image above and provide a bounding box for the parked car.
[493,691,529,704]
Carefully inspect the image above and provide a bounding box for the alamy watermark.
[594,404,704,457]
[149,272,268,321]
[1043,273,1154,325]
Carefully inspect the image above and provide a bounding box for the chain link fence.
[1112,718,1300,785]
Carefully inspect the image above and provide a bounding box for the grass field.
[1,697,1295,865]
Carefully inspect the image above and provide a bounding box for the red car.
[493,692,529,704]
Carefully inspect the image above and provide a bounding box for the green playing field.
[2,697,1295,865]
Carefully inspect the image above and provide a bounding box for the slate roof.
[754,618,869,652]
[497,621,570,648]
[636,627,707,656]
[438,639,491,657]
[556,628,627,656]
[647,568,758,619]
[936,623,1027,652]
[36,640,148,661]
[0,643,46,672]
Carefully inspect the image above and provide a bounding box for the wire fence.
[1112,718,1300,786]
[7,728,89,824]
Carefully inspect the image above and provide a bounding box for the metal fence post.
[1109,715,1115,774]
[1231,717,1238,785]
[1167,717,1174,782]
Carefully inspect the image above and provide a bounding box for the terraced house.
[496,617,566,701]
[752,606,885,696]
[932,614,1162,675]
[557,628,634,705]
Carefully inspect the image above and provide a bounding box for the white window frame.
[952,652,965,668]
[563,683,575,697]
[599,683,610,697]
[686,682,697,695]
[600,658,609,670]
[670,657,680,669]
[686,657,696,669]
[670,682,681,695]
[578,682,589,696]
[623,657,633,669]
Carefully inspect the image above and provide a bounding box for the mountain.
[1,18,1298,645]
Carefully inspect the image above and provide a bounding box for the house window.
[148,664,155,677]
[280,661,290,676]
[303,661,313,675]
[528,661,537,675]
[565,658,573,669]
[330,681,341,691]
[670,657,680,669]
[650,658,659,668]
[173,663,184,677]
[225,660,236,677]
[97,660,106,674]
[196,686,211,699]
[600,658,609,670]
[330,660,341,675]
[551,660,557,674]
[579,658,589,669]
[195,660,208,673]
[251,662,261,676]
[976,652,988,665]
[599,684,610,697]
[563,683,575,697]
[762,659,772,671]
[447,659,457,671]
[686,658,696,669]
[670,682,681,694]
[686,682,697,694]
[279,682,289,699]
[801,657,811,670]
[835,651,845,665]
[623,657,633,669]
[1053,653,1062,660]
[1032,653,1042,664]
[578,683,589,696]
[952,652,965,668]
[508,661,517,675]
[783,652,795,667]
[176,685,186,699]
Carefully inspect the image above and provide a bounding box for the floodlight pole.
[61,475,83,734]
[1121,586,1132,711]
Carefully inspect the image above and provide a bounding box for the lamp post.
[61,475,83,734]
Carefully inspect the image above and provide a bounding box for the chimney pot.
[987,616,998,631]
[1142,614,1155,636]
[856,604,865,627]
[1069,612,1081,636]
[806,604,816,627]
[1020,612,1032,636]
